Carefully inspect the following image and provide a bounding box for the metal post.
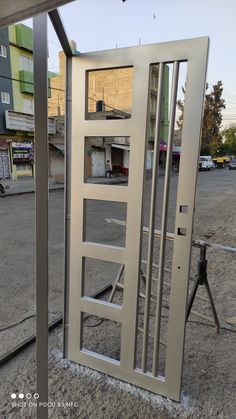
[153,61,179,377]
[204,278,220,333]
[33,14,48,419]
[141,63,164,373]
[63,55,72,358]
[49,6,74,361]
[108,265,125,303]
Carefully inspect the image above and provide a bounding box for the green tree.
[201,81,225,155]
[222,124,236,155]
[177,81,225,155]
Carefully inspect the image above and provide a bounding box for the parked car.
[229,158,236,170]
[199,156,214,170]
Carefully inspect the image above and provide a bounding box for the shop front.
[11,141,34,179]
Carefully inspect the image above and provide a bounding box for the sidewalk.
[1,175,129,196]
[1,178,63,196]
[87,175,128,185]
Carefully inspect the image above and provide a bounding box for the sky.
[26,0,236,127]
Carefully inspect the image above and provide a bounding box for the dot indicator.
[33,393,39,399]
[11,393,16,399]
[26,393,32,399]
[19,393,24,399]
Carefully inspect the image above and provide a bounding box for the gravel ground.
[0,169,235,418]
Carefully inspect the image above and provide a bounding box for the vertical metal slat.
[141,63,164,373]
[33,13,49,419]
[152,61,179,377]
[63,55,72,358]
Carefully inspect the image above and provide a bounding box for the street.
[0,168,235,418]
[0,169,235,353]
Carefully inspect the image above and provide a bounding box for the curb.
[3,186,64,197]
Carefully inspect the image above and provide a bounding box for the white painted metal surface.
[92,150,105,177]
[67,38,209,401]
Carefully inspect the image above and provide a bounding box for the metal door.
[92,150,105,177]
[0,150,10,179]
[66,38,209,401]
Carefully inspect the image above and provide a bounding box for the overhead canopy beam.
[48,9,73,57]
[0,0,74,27]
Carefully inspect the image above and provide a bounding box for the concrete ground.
[0,169,235,418]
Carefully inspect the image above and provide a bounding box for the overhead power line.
[0,74,65,93]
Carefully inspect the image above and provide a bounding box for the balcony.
[15,24,33,51]
[19,70,34,94]
[5,110,56,134]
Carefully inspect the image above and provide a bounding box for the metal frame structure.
[0,4,73,419]
[0,0,74,27]
[67,38,209,401]
[106,217,224,332]
[33,9,73,419]
[33,10,74,418]
[0,0,209,413]
[33,14,49,415]
[0,4,74,418]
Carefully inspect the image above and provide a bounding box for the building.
[0,27,14,179]
[148,65,169,145]
[0,23,57,179]
[48,40,77,118]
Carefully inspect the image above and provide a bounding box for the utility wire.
[0,73,65,93]
[0,73,131,116]
[88,96,130,116]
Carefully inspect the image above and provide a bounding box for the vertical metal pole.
[33,14,48,419]
[152,61,179,377]
[108,264,124,303]
[141,63,164,373]
[63,55,72,358]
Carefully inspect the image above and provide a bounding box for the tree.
[177,81,225,155]
[201,81,225,155]
[222,124,236,155]
[176,85,185,130]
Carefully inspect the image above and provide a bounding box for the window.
[23,98,34,114]
[20,55,33,72]
[0,45,7,58]
[1,92,10,104]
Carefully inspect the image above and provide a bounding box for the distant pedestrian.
[0,182,5,197]
[105,160,112,178]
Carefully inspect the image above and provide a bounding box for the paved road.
[0,169,235,355]
[0,168,235,418]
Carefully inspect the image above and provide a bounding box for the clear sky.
[29,0,236,126]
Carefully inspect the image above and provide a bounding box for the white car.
[229,158,236,170]
[199,156,214,171]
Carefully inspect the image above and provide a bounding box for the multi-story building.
[7,23,35,178]
[149,65,169,144]
[0,27,14,179]
[0,23,57,179]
